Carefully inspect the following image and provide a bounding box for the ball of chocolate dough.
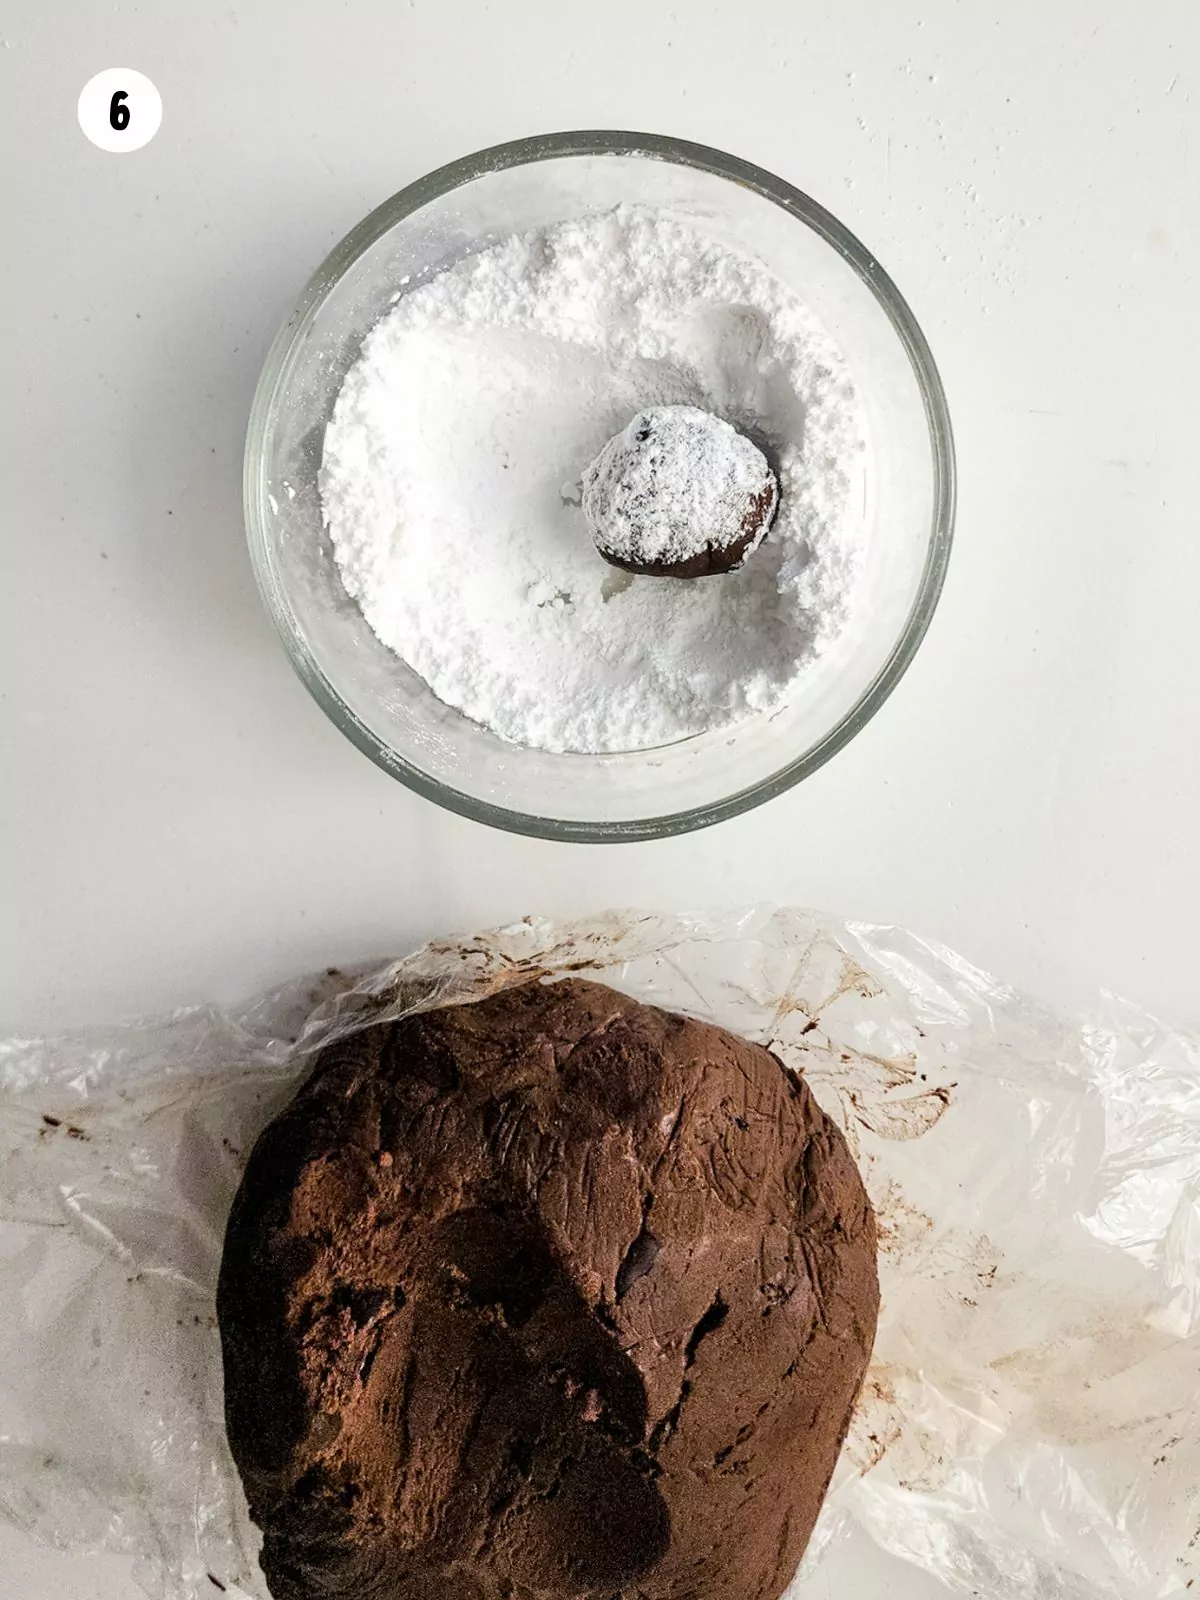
[218,977,878,1600]
[581,406,779,579]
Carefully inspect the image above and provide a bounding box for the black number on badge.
[109,91,130,131]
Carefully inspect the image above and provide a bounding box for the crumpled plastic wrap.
[1,907,1197,1600]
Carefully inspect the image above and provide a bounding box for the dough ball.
[582,406,779,579]
[218,978,878,1600]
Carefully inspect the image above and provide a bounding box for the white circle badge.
[78,69,162,153]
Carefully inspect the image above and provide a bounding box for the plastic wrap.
[1,907,1197,1599]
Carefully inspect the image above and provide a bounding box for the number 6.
[109,91,129,131]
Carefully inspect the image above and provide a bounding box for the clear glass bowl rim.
[244,128,956,843]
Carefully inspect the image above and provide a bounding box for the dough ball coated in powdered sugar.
[582,405,779,579]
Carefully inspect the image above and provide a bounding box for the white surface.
[1,2,1196,1596]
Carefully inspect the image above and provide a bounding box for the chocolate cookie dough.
[218,978,878,1600]
[582,406,779,578]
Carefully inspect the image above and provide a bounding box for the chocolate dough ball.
[218,978,878,1600]
[581,406,779,579]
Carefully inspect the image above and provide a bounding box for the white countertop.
[2,1,1196,1595]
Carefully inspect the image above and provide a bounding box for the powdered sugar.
[320,207,869,754]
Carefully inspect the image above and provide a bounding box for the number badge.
[77,69,162,153]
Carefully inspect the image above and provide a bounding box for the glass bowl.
[245,130,954,841]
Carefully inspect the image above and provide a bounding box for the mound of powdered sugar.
[320,207,869,754]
